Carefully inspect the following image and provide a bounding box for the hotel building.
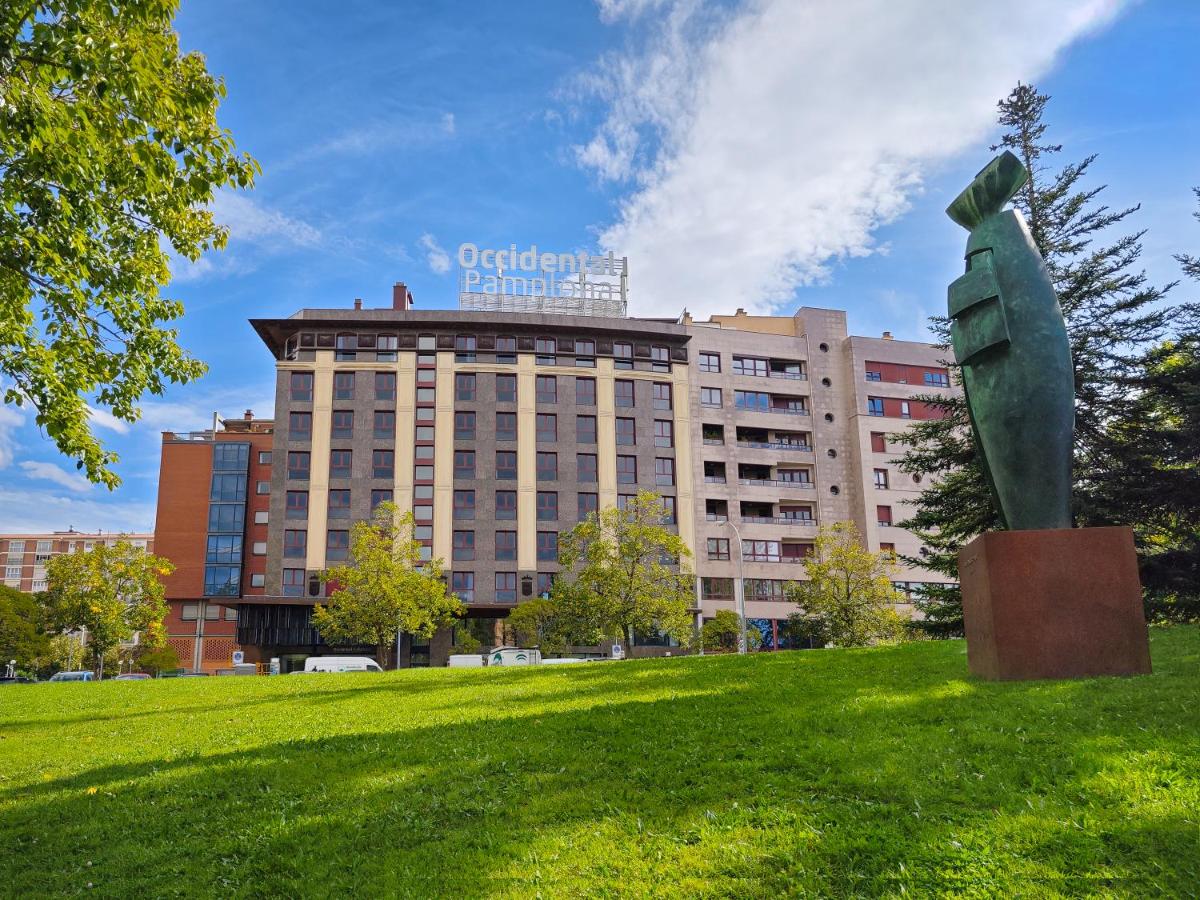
[153,284,955,669]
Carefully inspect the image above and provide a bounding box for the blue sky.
[1,0,1197,532]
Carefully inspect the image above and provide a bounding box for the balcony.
[740,516,817,526]
[705,513,729,522]
[738,478,815,489]
[736,440,812,453]
[767,406,809,416]
[702,437,725,446]
[768,369,807,381]
[703,475,727,484]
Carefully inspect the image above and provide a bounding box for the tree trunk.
[377,640,390,671]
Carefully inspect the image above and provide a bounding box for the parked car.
[178,671,210,677]
[49,671,95,682]
[113,673,152,681]
[303,656,383,673]
[0,675,37,684]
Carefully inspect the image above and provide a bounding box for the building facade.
[0,530,154,594]
[152,286,956,668]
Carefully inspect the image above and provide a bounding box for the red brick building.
[0,530,154,594]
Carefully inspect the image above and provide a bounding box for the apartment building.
[151,284,956,667]
[0,529,154,594]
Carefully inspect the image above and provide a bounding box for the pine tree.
[900,83,1192,634]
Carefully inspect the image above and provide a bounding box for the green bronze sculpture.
[946,151,1074,530]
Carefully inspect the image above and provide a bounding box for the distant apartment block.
[0,529,153,594]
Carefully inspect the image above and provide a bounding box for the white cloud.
[0,485,155,533]
[211,192,321,247]
[18,460,92,493]
[441,112,457,136]
[86,406,131,435]
[580,0,1127,318]
[0,405,23,469]
[419,233,452,274]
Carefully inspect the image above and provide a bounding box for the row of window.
[697,353,806,378]
[864,361,950,387]
[282,529,564,564]
[700,577,793,600]
[286,450,395,480]
[866,397,945,419]
[705,539,815,562]
[699,388,808,413]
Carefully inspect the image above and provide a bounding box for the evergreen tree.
[900,83,1193,634]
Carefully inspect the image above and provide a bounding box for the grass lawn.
[2,630,1198,898]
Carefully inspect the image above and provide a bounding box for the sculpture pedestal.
[958,526,1151,680]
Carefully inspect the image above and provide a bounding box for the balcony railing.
[736,440,812,452]
[738,478,815,488]
[742,557,808,564]
[703,475,727,484]
[702,438,725,446]
[768,407,810,416]
[740,516,817,526]
[705,513,729,521]
[768,371,807,380]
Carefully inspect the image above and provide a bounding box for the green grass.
[2,631,1199,898]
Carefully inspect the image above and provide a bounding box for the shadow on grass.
[1,634,1197,896]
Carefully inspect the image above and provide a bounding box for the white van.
[303,656,383,673]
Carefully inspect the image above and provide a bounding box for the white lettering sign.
[458,243,628,303]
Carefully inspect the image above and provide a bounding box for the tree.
[898,83,1196,634]
[505,598,574,655]
[0,585,49,672]
[134,643,180,675]
[785,522,906,648]
[0,2,258,487]
[701,609,761,653]
[555,491,694,649]
[43,540,173,679]
[314,503,463,670]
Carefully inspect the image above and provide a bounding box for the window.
[576,415,597,444]
[536,337,556,365]
[414,465,434,481]
[700,387,722,408]
[330,449,352,478]
[453,531,475,561]
[374,410,395,439]
[213,443,248,470]
[250,573,266,588]
[537,491,558,521]
[254,510,269,525]
[655,458,676,486]
[614,380,634,408]
[285,491,308,520]
[417,367,435,385]
[335,333,357,360]
[652,382,672,410]
[924,370,950,388]
[375,372,396,401]
[495,572,517,603]
[327,530,350,561]
[536,531,558,562]
[868,397,885,416]
[283,530,306,558]
[536,413,557,442]
[496,336,517,364]
[654,420,674,448]
[495,490,517,519]
[617,455,637,484]
[536,451,558,481]
[416,425,435,441]
[651,345,670,372]
[258,451,272,464]
[701,577,734,600]
[575,339,595,367]
[204,566,240,597]
[331,409,353,439]
[282,569,305,597]
[874,468,889,489]
[256,481,271,495]
[210,473,247,501]
[334,371,355,400]
[900,401,911,419]
[615,417,636,445]
[661,496,677,524]
[373,450,394,479]
[496,373,517,402]
[495,531,517,561]
[707,538,730,561]
[866,369,882,382]
[455,334,477,362]
[416,387,436,403]
[418,334,436,351]
[576,377,596,405]
[877,505,893,526]
[456,373,476,402]
[699,352,720,373]
[744,540,781,562]
[578,492,598,518]
[871,431,887,453]
[455,411,477,441]
[454,490,475,520]
[496,412,517,441]
[614,342,633,369]
[496,452,517,480]
[377,334,398,361]
[733,356,768,377]
[415,445,434,461]
[536,573,555,597]
[454,450,476,479]
[735,390,769,411]
[289,411,311,436]
[536,375,557,403]
[577,453,598,482]
[371,489,393,511]
[880,542,896,556]
[290,372,313,402]
[327,489,351,519]
[451,572,475,603]
[781,543,813,562]
[781,505,813,522]
[206,534,242,564]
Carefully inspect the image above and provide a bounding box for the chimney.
[393,282,413,311]
[244,409,253,421]
[882,331,893,340]
[353,298,362,311]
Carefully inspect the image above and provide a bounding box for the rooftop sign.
[457,243,628,317]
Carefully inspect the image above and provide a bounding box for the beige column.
[517,355,537,570]
[672,363,696,560]
[433,351,455,563]
[596,357,618,510]
[305,351,334,570]
[393,351,416,514]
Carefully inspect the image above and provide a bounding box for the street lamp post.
[723,519,748,655]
